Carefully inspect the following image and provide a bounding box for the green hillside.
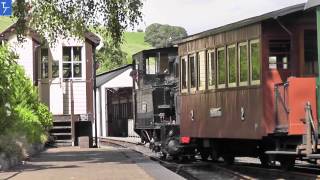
[0,17,15,32]
[121,32,152,64]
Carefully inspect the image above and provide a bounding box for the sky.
[137,0,307,35]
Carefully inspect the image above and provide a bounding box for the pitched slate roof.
[0,23,100,46]
[96,64,132,87]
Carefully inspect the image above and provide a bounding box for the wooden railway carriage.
[176,3,320,167]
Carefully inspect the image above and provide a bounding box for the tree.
[13,0,143,46]
[144,23,187,48]
[96,38,128,73]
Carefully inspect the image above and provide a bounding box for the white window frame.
[188,54,197,92]
[250,39,261,85]
[217,47,226,89]
[207,49,216,90]
[180,56,188,93]
[238,42,249,86]
[62,46,83,79]
[40,48,49,79]
[227,44,237,87]
[198,51,206,91]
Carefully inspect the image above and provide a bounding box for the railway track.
[100,138,320,180]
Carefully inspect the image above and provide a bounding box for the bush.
[0,44,52,158]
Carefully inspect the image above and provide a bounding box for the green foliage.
[0,17,15,32]
[0,45,52,145]
[97,38,128,73]
[13,0,143,46]
[97,31,151,73]
[144,23,187,48]
[121,32,152,64]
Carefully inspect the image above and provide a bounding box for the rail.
[305,102,318,155]
[274,82,290,132]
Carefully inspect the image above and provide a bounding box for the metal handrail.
[275,82,290,113]
[305,102,318,154]
[274,82,290,132]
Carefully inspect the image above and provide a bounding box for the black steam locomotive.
[131,47,194,159]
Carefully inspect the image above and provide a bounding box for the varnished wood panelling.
[180,87,263,139]
[179,24,261,56]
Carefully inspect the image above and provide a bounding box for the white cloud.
[138,0,307,35]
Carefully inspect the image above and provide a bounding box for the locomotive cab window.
[145,55,159,74]
[268,40,290,70]
[181,56,188,93]
[207,50,216,89]
[250,39,261,85]
[159,52,169,74]
[217,47,226,88]
[189,54,197,91]
[197,51,206,90]
[239,42,249,86]
[227,45,236,87]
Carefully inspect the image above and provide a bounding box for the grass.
[121,32,152,64]
[0,17,15,32]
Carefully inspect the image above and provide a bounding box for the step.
[51,132,72,136]
[53,119,71,122]
[54,139,73,147]
[51,126,71,129]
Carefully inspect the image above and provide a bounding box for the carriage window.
[146,56,158,74]
[198,51,206,90]
[217,47,226,88]
[239,42,248,86]
[268,40,290,70]
[250,40,260,84]
[181,57,188,92]
[227,45,236,87]
[189,55,197,89]
[207,50,216,89]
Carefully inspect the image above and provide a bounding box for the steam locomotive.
[132,3,320,169]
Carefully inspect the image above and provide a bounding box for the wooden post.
[71,80,75,146]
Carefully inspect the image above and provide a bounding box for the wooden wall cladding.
[180,87,264,139]
[178,23,261,56]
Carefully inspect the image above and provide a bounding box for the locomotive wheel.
[259,154,271,167]
[200,151,210,161]
[279,156,295,170]
[160,152,167,160]
[223,155,235,165]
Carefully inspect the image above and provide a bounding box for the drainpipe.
[93,46,98,147]
[316,7,320,133]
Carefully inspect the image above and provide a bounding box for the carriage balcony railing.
[274,82,290,133]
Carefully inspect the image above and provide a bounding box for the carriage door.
[303,30,318,77]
